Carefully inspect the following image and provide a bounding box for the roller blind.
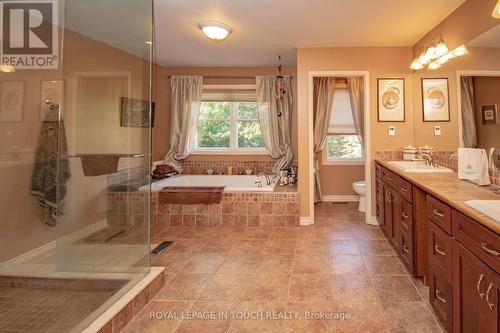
[328,88,355,134]
[202,84,256,101]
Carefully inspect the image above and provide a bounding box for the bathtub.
[146,175,277,192]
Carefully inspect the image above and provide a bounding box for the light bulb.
[454,45,468,57]
[428,62,442,70]
[410,60,424,70]
[435,41,449,56]
[425,45,437,60]
[418,52,430,64]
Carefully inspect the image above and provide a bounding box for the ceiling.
[64,0,465,67]
[154,0,464,66]
[468,24,500,47]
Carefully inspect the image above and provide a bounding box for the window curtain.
[164,75,203,171]
[313,77,336,203]
[460,76,477,148]
[255,75,294,173]
[347,77,365,146]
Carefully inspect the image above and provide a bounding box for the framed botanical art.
[481,104,498,125]
[421,78,450,122]
[120,97,155,127]
[40,80,64,120]
[377,78,405,122]
[0,81,25,122]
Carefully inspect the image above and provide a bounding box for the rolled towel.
[80,154,119,176]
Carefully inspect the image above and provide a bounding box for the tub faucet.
[263,174,271,186]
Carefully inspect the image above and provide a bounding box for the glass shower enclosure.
[0,0,153,331]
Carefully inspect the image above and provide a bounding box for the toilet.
[352,181,366,212]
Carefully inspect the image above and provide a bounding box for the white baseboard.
[367,216,379,226]
[6,219,108,264]
[322,195,359,202]
[299,216,314,226]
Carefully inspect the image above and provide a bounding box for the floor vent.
[151,241,174,255]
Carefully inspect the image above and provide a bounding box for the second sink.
[388,161,454,173]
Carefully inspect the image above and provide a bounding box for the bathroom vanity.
[376,160,499,333]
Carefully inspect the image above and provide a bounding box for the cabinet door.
[382,184,393,240]
[453,242,498,333]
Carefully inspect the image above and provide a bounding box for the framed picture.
[0,81,25,122]
[377,78,405,122]
[481,104,498,125]
[120,97,155,127]
[421,78,450,122]
[40,80,64,120]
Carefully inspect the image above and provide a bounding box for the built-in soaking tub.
[146,175,278,192]
[111,174,298,228]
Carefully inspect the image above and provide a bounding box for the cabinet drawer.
[429,221,453,281]
[399,198,413,234]
[399,230,414,273]
[382,168,399,189]
[453,210,500,275]
[376,163,382,179]
[427,196,452,235]
[398,178,413,203]
[429,263,453,332]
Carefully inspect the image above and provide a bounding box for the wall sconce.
[410,37,467,71]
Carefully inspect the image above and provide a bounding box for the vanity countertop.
[376,159,500,234]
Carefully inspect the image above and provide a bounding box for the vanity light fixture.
[199,21,232,40]
[493,0,500,18]
[427,44,468,70]
[410,60,424,70]
[435,37,449,56]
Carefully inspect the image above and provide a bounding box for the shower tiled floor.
[0,277,126,333]
[124,202,443,333]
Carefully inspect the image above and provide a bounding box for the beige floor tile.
[333,303,389,333]
[357,240,395,255]
[198,274,253,301]
[331,274,378,304]
[256,255,294,274]
[382,302,442,333]
[330,255,367,274]
[288,275,332,302]
[227,301,286,333]
[284,301,335,333]
[371,276,422,303]
[174,301,235,333]
[181,253,226,273]
[243,274,290,301]
[293,254,330,274]
[154,274,213,301]
[217,253,263,274]
[363,255,407,275]
[328,239,360,255]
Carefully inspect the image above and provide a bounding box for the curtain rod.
[166,75,292,79]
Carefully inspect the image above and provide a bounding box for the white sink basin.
[388,161,454,173]
[465,200,500,223]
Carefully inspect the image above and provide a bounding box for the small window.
[324,87,364,164]
[195,101,265,153]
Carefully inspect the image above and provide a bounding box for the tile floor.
[123,202,443,333]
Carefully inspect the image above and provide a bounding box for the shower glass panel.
[0,0,152,331]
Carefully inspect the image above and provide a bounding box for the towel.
[31,105,70,227]
[458,148,491,186]
[80,155,119,176]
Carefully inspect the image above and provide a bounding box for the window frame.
[193,101,267,155]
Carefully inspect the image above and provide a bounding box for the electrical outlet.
[434,126,441,136]
[388,126,396,136]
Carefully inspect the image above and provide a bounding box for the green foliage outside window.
[327,135,363,160]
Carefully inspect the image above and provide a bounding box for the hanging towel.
[458,148,491,186]
[31,105,70,227]
[80,154,119,176]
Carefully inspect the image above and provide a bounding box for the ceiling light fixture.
[199,21,232,40]
[493,0,500,18]
[410,38,468,71]
[427,44,468,70]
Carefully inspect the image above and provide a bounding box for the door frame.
[456,70,500,147]
[307,70,373,225]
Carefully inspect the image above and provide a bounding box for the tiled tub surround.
[177,158,298,175]
[107,187,299,229]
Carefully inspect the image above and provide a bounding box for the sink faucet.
[421,153,433,165]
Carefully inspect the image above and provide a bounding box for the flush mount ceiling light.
[199,21,232,40]
[493,0,500,18]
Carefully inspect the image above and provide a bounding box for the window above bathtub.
[323,87,364,165]
[194,93,266,155]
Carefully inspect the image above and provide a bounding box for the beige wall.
[0,29,151,261]
[297,47,415,218]
[473,76,500,150]
[319,164,364,195]
[152,66,298,162]
[413,0,498,56]
[413,48,500,151]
